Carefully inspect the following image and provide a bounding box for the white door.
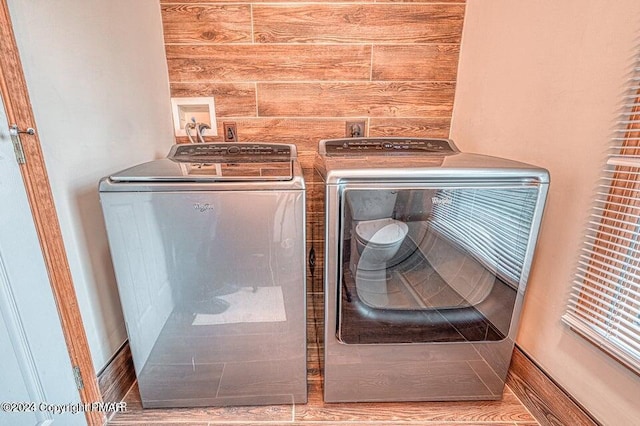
[0,96,85,423]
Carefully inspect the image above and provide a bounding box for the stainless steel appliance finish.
[314,137,549,403]
[100,143,307,408]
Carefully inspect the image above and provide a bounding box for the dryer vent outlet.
[346,121,366,138]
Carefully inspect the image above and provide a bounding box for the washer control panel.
[170,143,293,162]
[322,138,458,156]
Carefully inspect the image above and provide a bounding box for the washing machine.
[99,143,307,408]
[313,137,549,402]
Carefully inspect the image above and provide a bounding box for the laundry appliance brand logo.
[431,195,453,206]
[193,203,215,212]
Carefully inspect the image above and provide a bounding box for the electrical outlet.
[346,120,366,138]
[223,122,238,142]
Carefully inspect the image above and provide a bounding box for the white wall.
[8,0,174,371]
[451,1,640,424]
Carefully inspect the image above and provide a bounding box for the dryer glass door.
[337,185,542,344]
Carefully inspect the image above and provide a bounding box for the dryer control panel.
[321,138,458,156]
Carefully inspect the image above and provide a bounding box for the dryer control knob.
[227,146,240,154]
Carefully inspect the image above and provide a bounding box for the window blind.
[430,188,539,287]
[562,82,640,375]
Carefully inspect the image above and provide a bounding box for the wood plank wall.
[160,0,465,155]
[160,0,465,343]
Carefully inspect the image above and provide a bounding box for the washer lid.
[109,143,295,182]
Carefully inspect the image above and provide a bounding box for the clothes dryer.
[313,137,548,402]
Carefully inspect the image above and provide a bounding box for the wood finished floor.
[107,380,537,425]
